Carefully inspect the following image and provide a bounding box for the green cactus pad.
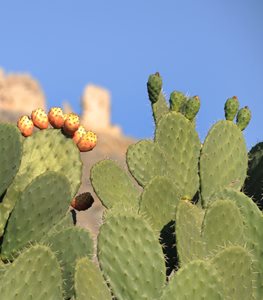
[211,246,254,300]
[161,260,224,300]
[210,189,263,297]
[139,176,181,231]
[46,211,75,238]
[43,227,94,299]
[244,142,263,207]
[91,159,140,209]
[75,257,112,300]
[236,106,251,131]
[0,245,63,300]
[1,171,71,260]
[200,120,247,206]
[176,200,205,266]
[98,212,166,300]
[0,123,22,196]
[0,129,82,236]
[151,92,169,124]
[127,140,169,187]
[184,96,201,121]
[169,91,187,112]
[224,96,239,121]
[202,200,244,254]
[147,72,162,104]
[155,112,200,198]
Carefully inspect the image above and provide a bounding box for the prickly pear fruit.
[224,96,239,121]
[184,95,201,121]
[17,115,34,137]
[48,107,65,128]
[236,106,251,130]
[71,192,94,211]
[63,113,80,135]
[72,125,86,144]
[31,108,49,129]
[169,91,186,112]
[147,72,162,103]
[77,131,97,152]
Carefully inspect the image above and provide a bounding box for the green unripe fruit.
[236,106,251,130]
[224,96,239,121]
[169,91,186,112]
[147,72,162,103]
[184,95,201,121]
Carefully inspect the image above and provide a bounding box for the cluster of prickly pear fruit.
[17,107,97,152]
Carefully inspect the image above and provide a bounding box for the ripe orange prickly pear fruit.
[70,192,94,211]
[77,131,97,152]
[31,108,49,129]
[72,125,86,144]
[17,116,34,137]
[63,113,80,135]
[48,107,64,128]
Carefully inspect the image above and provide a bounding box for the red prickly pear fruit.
[17,116,34,137]
[71,192,94,211]
[31,108,49,129]
[48,107,65,128]
[77,131,97,152]
[72,125,86,144]
[63,113,80,135]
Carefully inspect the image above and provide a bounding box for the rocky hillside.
[0,69,137,236]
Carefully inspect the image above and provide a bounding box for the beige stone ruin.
[80,84,122,136]
[0,69,46,114]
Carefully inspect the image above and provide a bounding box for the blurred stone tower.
[0,69,46,118]
[81,84,121,136]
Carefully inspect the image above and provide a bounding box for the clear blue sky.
[0,1,262,148]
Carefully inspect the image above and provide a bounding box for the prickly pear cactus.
[1,72,262,299]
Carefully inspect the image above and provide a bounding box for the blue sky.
[0,1,262,148]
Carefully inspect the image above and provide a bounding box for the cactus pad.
[155,112,200,198]
[176,200,205,265]
[211,246,254,300]
[161,260,224,300]
[139,176,181,231]
[202,200,244,254]
[200,120,247,206]
[1,171,71,260]
[0,245,63,299]
[43,227,94,299]
[91,159,140,209]
[0,123,22,196]
[75,257,112,300]
[98,212,166,300]
[127,140,168,187]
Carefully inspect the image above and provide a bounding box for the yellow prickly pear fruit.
[72,125,86,144]
[48,107,65,128]
[77,131,97,152]
[17,116,34,137]
[31,108,49,129]
[63,113,80,135]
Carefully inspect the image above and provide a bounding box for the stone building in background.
[80,84,122,136]
[0,69,46,121]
